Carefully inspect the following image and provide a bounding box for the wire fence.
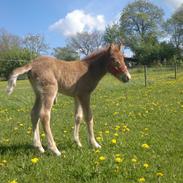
[130,63,182,87]
[0,59,182,87]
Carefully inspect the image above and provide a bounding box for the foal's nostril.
[124,73,131,82]
[126,72,131,81]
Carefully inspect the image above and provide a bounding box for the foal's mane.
[81,46,109,62]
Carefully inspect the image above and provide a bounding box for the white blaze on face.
[126,71,131,80]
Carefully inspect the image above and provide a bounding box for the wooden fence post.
[144,65,147,87]
[174,62,177,80]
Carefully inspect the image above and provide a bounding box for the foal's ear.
[108,43,115,52]
[117,43,123,51]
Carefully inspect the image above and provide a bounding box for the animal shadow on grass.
[0,143,33,156]
[0,140,82,156]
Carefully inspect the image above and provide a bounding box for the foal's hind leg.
[74,97,83,147]
[39,87,61,156]
[31,96,45,153]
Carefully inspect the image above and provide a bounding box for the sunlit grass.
[0,69,183,183]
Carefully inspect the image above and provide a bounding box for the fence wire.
[130,63,182,87]
[0,59,182,87]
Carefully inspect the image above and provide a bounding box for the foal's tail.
[6,63,32,95]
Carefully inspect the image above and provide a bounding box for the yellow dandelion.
[41,133,45,138]
[96,136,102,141]
[2,160,7,164]
[27,130,31,134]
[94,161,99,166]
[115,157,123,163]
[114,165,120,173]
[14,127,18,131]
[143,163,149,168]
[131,158,137,163]
[114,133,119,137]
[9,180,18,183]
[4,138,10,143]
[156,172,164,177]
[113,112,119,116]
[111,139,117,144]
[95,149,100,153]
[141,143,150,149]
[138,177,145,182]
[31,157,39,164]
[99,131,103,135]
[115,125,120,130]
[19,123,24,127]
[105,130,110,134]
[115,154,121,157]
[122,125,130,132]
[99,156,106,161]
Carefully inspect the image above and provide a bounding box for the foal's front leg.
[79,95,101,148]
[74,98,83,147]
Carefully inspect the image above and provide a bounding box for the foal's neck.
[84,50,109,83]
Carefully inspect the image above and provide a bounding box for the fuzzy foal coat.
[7,44,131,156]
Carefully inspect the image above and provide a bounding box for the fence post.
[174,62,177,80]
[144,65,147,87]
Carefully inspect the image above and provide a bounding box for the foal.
[7,44,131,156]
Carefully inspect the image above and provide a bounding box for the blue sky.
[0,0,182,54]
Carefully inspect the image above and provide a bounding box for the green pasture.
[0,69,183,183]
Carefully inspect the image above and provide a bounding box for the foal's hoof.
[39,146,45,153]
[54,150,61,156]
[75,141,82,148]
[48,147,61,156]
[34,146,45,153]
[92,142,101,149]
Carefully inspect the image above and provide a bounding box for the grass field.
[0,69,183,183]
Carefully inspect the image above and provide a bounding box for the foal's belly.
[57,82,77,97]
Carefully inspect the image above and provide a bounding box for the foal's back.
[29,56,88,96]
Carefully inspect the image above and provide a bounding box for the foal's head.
[107,44,131,83]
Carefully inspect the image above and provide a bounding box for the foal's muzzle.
[119,72,131,83]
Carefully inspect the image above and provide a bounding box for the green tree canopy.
[120,0,164,43]
[118,0,166,64]
[103,24,124,44]
[0,48,32,79]
[166,4,183,56]
[53,47,80,61]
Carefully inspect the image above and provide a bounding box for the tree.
[0,48,32,79]
[23,33,49,56]
[132,36,160,65]
[53,46,80,61]
[120,0,164,43]
[166,4,183,56]
[67,31,104,56]
[158,42,177,63]
[0,28,22,51]
[118,0,164,64]
[103,23,124,44]
[0,29,31,79]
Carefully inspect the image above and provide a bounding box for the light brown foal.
[7,44,131,156]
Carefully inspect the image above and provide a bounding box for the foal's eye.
[113,62,120,67]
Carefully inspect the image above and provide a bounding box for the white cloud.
[49,10,106,36]
[164,0,183,9]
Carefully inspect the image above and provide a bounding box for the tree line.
[0,0,183,79]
